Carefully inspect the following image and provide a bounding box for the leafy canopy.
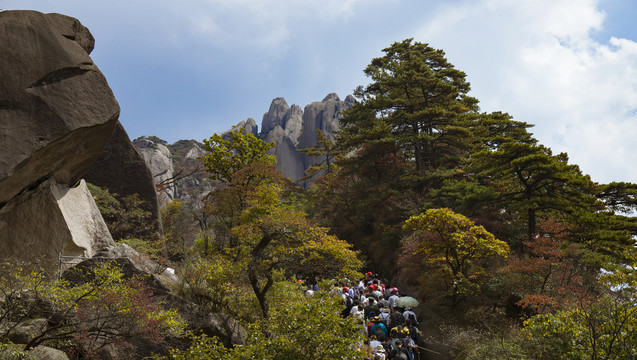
[201,130,275,184]
[402,208,509,303]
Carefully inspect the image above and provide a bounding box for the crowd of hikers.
[301,272,426,360]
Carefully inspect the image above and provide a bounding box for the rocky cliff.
[238,93,355,182]
[132,137,214,206]
[137,93,354,203]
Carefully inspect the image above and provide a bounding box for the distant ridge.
[133,93,354,204]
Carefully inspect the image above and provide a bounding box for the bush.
[0,261,184,358]
[161,279,366,360]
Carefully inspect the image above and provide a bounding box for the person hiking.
[402,307,418,327]
[379,307,391,325]
[388,289,400,309]
[404,319,422,346]
[370,335,382,349]
[389,306,406,328]
[372,342,387,360]
[388,339,410,360]
[365,299,380,320]
[371,317,389,337]
[367,316,380,337]
[401,329,418,360]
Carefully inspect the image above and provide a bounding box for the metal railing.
[57,252,90,279]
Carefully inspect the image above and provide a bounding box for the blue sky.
[3,0,637,185]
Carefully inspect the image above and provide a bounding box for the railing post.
[57,251,62,280]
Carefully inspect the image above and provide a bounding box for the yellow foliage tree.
[232,183,362,318]
[402,208,509,305]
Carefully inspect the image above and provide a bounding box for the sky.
[3,0,637,185]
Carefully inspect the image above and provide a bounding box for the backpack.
[389,312,405,326]
[344,294,353,308]
[395,350,408,360]
[404,311,418,326]
[353,286,361,299]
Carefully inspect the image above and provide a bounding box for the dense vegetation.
[116,38,637,359]
[3,38,636,359]
[158,38,637,359]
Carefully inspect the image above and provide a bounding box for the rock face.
[0,11,119,206]
[134,138,176,204]
[0,179,115,272]
[0,10,119,270]
[261,93,354,182]
[132,138,213,206]
[233,93,354,182]
[85,121,162,235]
[28,346,70,360]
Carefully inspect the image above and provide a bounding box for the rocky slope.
[135,93,354,203]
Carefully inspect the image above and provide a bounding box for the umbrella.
[378,299,390,308]
[395,296,419,308]
[371,290,383,300]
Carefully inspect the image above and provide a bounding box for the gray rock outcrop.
[234,117,258,136]
[132,93,354,203]
[297,93,351,149]
[0,10,120,270]
[133,138,176,204]
[85,121,162,235]
[260,98,304,146]
[28,346,70,360]
[259,93,354,182]
[132,137,214,206]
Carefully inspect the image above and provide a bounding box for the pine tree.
[338,38,479,188]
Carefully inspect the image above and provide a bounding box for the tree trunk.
[528,208,536,242]
[247,263,271,319]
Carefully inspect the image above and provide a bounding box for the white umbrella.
[395,296,419,308]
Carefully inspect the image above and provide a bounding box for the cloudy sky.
[3,0,637,185]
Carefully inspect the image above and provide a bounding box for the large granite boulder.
[0,10,119,206]
[0,179,115,272]
[85,121,162,236]
[0,10,120,269]
[28,346,70,360]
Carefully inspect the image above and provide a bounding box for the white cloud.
[181,0,367,51]
[416,0,637,183]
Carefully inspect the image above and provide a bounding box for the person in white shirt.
[388,290,400,309]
